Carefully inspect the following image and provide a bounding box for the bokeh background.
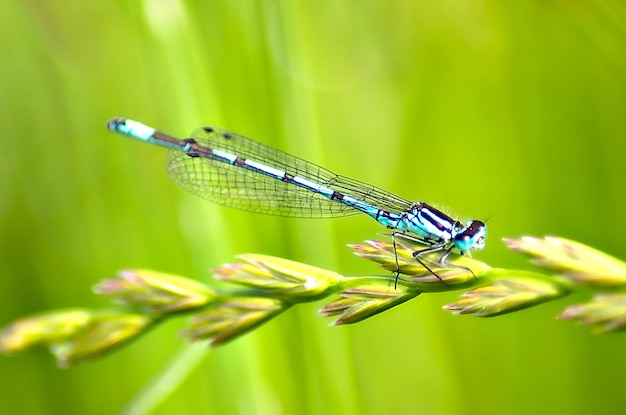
[2,1,626,414]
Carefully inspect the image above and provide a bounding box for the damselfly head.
[453,220,487,252]
[107,117,126,131]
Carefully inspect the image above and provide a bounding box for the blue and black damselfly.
[107,118,487,286]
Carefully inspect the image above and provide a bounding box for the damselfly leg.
[391,232,477,288]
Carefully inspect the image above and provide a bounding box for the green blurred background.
[2,1,626,414]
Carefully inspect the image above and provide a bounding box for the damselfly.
[107,118,487,285]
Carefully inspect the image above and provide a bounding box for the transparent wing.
[166,126,414,218]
